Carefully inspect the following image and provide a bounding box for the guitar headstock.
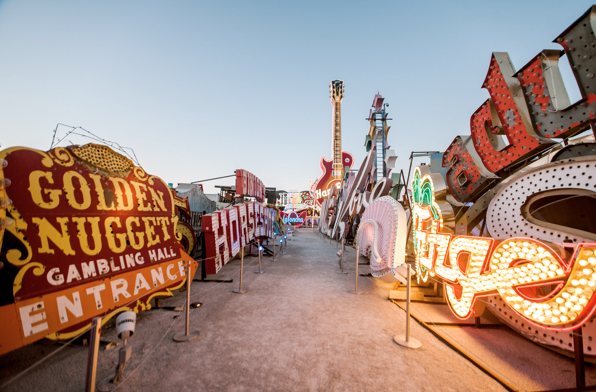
[329,80,344,103]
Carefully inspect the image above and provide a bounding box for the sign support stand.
[254,241,265,274]
[85,317,102,392]
[393,265,422,349]
[174,259,200,342]
[338,239,347,274]
[574,326,586,392]
[232,249,248,294]
[348,246,364,295]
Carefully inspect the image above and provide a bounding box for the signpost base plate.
[348,290,365,295]
[173,330,200,342]
[393,334,421,349]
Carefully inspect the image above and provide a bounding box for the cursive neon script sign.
[280,210,306,226]
[411,167,596,331]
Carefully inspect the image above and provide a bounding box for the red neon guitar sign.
[312,80,354,206]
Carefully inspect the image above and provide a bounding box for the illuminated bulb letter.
[490,240,596,329]
[444,236,494,319]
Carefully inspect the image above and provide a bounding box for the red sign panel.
[202,203,275,274]
[235,169,265,202]
[0,144,195,355]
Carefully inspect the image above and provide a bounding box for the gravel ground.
[1,230,509,392]
[399,300,596,390]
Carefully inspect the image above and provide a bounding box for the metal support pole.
[233,248,248,294]
[406,266,411,339]
[271,236,276,261]
[405,153,414,195]
[338,239,347,274]
[574,325,586,391]
[174,260,200,342]
[255,240,265,274]
[85,317,102,392]
[185,266,190,335]
[348,246,364,295]
[394,265,421,349]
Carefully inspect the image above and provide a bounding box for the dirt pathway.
[0,230,506,391]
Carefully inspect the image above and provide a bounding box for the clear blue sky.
[0,0,592,194]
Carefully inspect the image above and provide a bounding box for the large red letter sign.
[470,53,554,173]
[442,135,498,203]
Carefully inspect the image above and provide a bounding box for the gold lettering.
[142,217,160,246]
[148,187,166,211]
[131,181,151,211]
[32,217,75,255]
[72,217,102,255]
[89,174,115,211]
[63,171,91,210]
[28,171,62,209]
[110,177,134,211]
[156,217,171,241]
[125,216,145,250]
[104,217,127,253]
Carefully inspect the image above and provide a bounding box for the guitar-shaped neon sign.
[312,80,354,206]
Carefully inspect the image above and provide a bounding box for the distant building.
[175,183,217,232]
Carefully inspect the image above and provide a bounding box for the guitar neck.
[332,100,342,178]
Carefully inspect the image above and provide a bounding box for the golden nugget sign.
[0,144,195,355]
[411,167,596,331]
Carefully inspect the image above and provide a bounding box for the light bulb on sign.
[0,217,14,227]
